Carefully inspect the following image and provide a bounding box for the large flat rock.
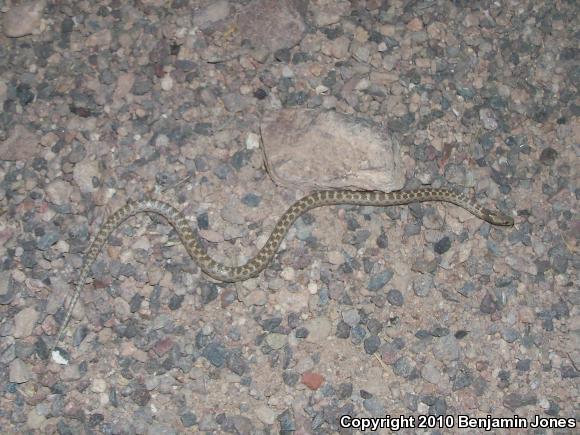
[260,109,404,192]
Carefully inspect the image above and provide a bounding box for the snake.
[51,187,513,355]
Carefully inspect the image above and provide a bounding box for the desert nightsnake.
[51,187,513,355]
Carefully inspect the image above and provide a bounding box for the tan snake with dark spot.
[51,187,513,357]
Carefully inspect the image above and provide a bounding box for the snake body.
[52,188,513,351]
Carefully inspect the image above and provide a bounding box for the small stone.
[10,359,32,383]
[363,397,385,417]
[0,125,40,161]
[131,78,152,95]
[341,308,360,327]
[241,193,261,207]
[265,333,287,350]
[336,382,353,399]
[539,147,558,166]
[434,236,451,254]
[407,17,423,31]
[193,0,230,29]
[181,412,197,427]
[302,372,324,390]
[277,409,296,431]
[502,393,537,410]
[203,342,227,367]
[13,306,38,338]
[336,320,351,339]
[246,132,260,149]
[131,385,151,406]
[282,371,299,386]
[363,335,381,354]
[367,269,394,291]
[386,289,404,306]
[412,274,433,297]
[255,405,276,425]
[3,0,45,38]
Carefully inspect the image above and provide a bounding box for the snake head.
[485,209,514,226]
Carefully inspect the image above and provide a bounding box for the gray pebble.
[335,320,350,339]
[501,328,520,343]
[386,289,404,306]
[131,78,152,96]
[502,393,537,410]
[363,335,381,354]
[412,274,433,297]
[350,324,366,345]
[362,397,385,417]
[203,342,227,368]
[241,193,261,207]
[367,269,394,291]
[392,357,414,378]
[180,413,200,429]
[277,409,295,431]
[434,236,451,254]
[341,308,360,327]
[539,147,558,165]
[282,371,299,386]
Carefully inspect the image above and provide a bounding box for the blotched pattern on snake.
[52,187,513,351]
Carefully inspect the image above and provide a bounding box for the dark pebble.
[503,393,537,410]
[480,293,498,314]
[431,326,449,337]
[350,324,366,345]
[241,193,261,207]
[194,156,209,172]
[516,359,531,372]
[295,327,309,338]
[131,385,151,406]
[386,289,404,306]
[130,294,144,313]
[336,320,351,339]
[429,397,447,416]
[194,122,213,136]
[452,365,473,391]
[376,231,388,248]
[282,371,299,386]
[363,335,381,354]
[367,269,394,291]
[277,409,296,431]
[180,412,197,427]
[392,357,414,378]
[254,88,268,99]
[227,352,248,376]
[199,282,218,304]
[61,17,74,33]
[415,330,431,339]
[458,282,477,297]
[197,211,209,230]
[203,342,227,368]
[546,399,560,416]
[274,48,291,62]
[434,236,451,254]
[17,83,34,106]
[561,366,579,379]
[366,318,383,335]
[261,317,282,332]
[336,382,353,399]
[131,78,152,95]
[168,294,184,310]
[88,414,104,427]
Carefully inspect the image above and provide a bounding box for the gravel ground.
[0,0,578,434]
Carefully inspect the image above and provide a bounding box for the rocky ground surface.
[0,0,578,433]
